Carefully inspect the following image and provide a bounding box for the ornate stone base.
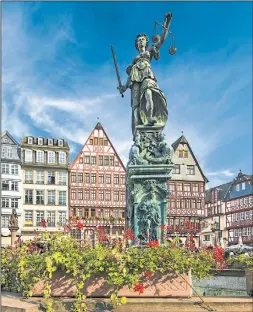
[31,271,192,298]
[127,126,174,245]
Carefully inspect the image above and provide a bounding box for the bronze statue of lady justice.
[111,13,176,136]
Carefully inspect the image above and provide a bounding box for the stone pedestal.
[126,126,174,245]
[9,226,19,248]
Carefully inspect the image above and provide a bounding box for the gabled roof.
[224,170,253,200]
[1,130,20,146]
[70,122,126,171]
[171,135,209,183]
[205,181,232,202]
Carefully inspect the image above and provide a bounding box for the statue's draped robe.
[128,52,168,135]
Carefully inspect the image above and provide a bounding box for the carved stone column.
[126,125,174,245]
[9,226,19,248]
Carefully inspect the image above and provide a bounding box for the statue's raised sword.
[111,45,124,98]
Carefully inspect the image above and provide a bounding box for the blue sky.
[2,1,252,187]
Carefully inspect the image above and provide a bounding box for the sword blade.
[111,45,124,97]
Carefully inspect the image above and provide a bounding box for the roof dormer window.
[28,137,33,144]
[48,138,53,146]
[58,139,63,147]
[38,138,43,145]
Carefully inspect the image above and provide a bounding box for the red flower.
[184,220,190,228]
[76,221,84,230]
[64,224,72,232]
[167,225,172,231]
[144,271,153,277]
[190,234,194,241]
[41,219,47,227]
[133,283,144,294]
[161,224,167,230]
[148,240,159,248]
[123,228,135,240]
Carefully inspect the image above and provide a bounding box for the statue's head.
[135,34,149,51]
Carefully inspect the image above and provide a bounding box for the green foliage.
[1,234,216,312]
[228,254,253,271]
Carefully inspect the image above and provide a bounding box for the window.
[48,171,55,184]
[104,140,108,146]
[115,160,119,166]
[10,181,18,191]
[79,156,83,164]
[99,175,104,184]
[11,198,19,208]
[177,183,182,192]
[2,164,9,174]
[169,183,175,191]
[178,150,183,158]
[99,138,103,145]
[46,212,55,227]
[204,235,210,241]
[78,190,83,200]
[98,209,103,217]
[71,173,76,183]
[1,147,6,158]
[48,151,55,164]
[85,190,90,200]
[1,215,9,228]
[91,156,96,164]
[25,150,33,162]
[11,165,18,175]
[187,165,195,175]
[186,199,191,208]
[122,210,125,218]
[113,209,119,218]
[104,156,109,166]
[106,174,111,184]
[84,156,90,164]
[196,201,201,209]
[105,209,110,217]
[25,190,33,204]
[114,191,119,201]
[110,156,114,166]
[2,180,9,190]
[78,173,83,183]
[91,190,96,200]
[246,227,252,236]
[59,191,66,205]
[48,190,56,205]
[36,151,44,163]
[120,191,125,201]
[193,184,199,192]
[99,190,104,200]
[242,182,245,190]
[120,175,125,185]
[240,212,245,220]
[78,208,83,217]
[114,175,119,184]
[59,152,66,164]
[59,172,67,185]
[246,211,250,219]
[2,198,9,208]
[99,156,103,166]
[25,170,33,183]
[184,150,188,158]
[7,148,13,159]
[36,171,44,184]
[192,200,196,209]
[28,137,33,144]
[48,139,53,146]
[94,138,98,145]
[84,208,89,218]
[58,139,63,146]
[71,189,76,200]
[38,138,43,145]
[36,211,45,226]
[91,173,96,184]
[236,184,240,191]
[89,139,93,145]
[59,212,66,226]
[181,199,185,208]
[173,164,180,174]
[84,173,90,183]
[91,208,95,217]
[36,190,44,205]
[106,191,111,201]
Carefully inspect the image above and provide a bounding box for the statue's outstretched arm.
[155,13,172,49]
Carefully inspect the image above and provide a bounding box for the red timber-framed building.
[224,171,253,246]
[167,135,208,246]
[69,122,126,240]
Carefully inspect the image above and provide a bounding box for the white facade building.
[21,136,69,240]
[1,131,22,246]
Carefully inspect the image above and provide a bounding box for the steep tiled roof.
[205,182,232,203]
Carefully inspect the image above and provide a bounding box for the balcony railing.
[25,200,33,204]
[47,201,56,205]
[36,200,44,205]
[25,180,33,184]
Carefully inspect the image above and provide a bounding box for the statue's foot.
[147,118,155,126]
